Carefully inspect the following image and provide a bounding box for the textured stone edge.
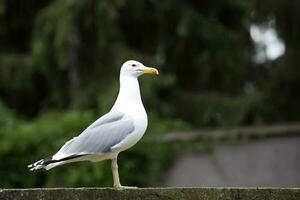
[0,187,300,200]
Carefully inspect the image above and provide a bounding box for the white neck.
[112,74,144,111]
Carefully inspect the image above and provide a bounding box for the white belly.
[110,109,148,153]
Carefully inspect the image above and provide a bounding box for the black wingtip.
[28,154,87,171]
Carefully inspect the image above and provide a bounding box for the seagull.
[28,60,159,190]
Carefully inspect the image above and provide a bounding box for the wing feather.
[53,111,134,160]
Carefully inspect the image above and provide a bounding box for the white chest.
[109,74,149,152]
[110,105,148,152]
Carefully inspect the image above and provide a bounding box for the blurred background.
[0,0,300,188]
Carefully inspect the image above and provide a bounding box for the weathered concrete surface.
[0,188,300,200]
[166,137,300,187]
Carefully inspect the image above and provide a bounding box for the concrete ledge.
[1,188,300,200]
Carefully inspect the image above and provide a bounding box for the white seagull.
[28,60,159,190]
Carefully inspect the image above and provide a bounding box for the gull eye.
[131,64,137,67]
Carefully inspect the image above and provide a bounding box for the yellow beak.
[142,67,159,75]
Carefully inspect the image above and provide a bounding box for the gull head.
[120,60,159,78]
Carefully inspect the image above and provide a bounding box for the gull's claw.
[114,185,138,190]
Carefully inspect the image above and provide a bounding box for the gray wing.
[53,111,135,159]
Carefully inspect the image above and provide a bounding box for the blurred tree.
[1,0,260,126]
[255,0,300,121]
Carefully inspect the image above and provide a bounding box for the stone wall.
[165,137,300,187]
[0,188,300,200]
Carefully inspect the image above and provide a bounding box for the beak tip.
[144,67,159,75]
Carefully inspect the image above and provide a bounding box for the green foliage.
[0,100,16,127]
[0,108,93,187]
[173,92,271,127]
[1,0,257,122]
